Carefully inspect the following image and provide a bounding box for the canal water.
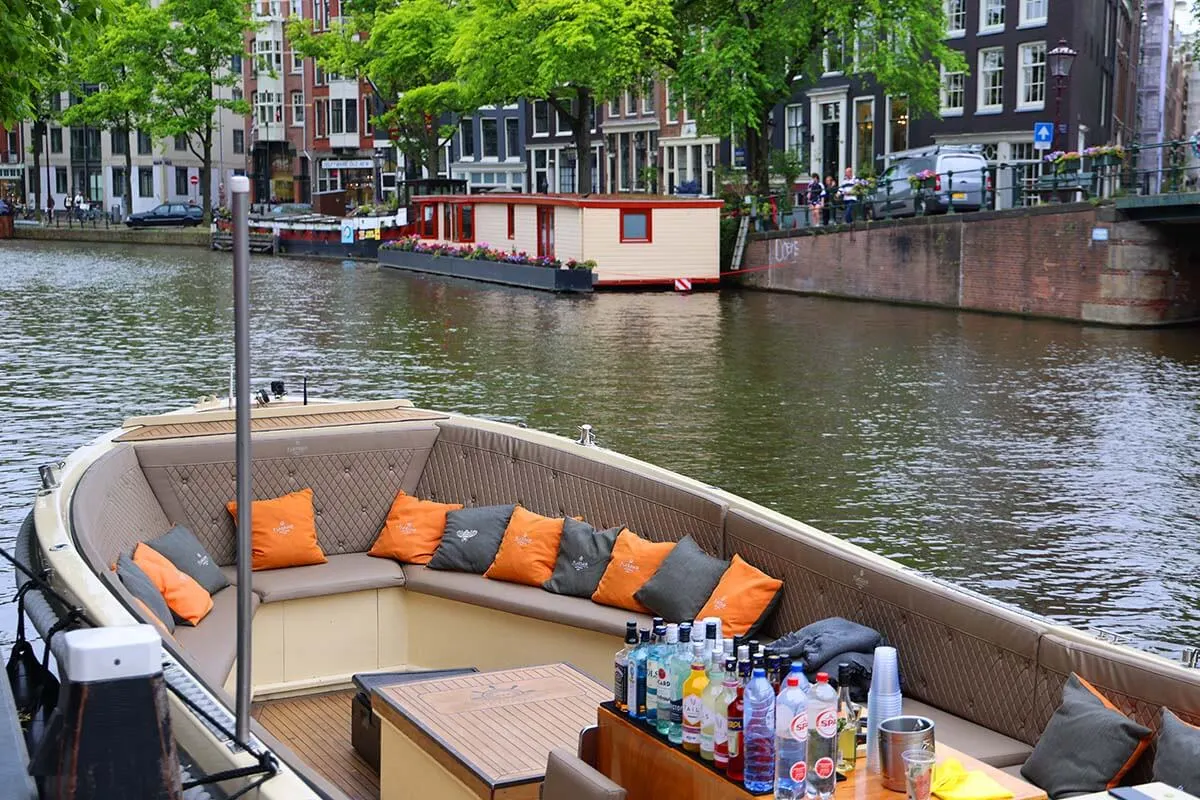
[1,239,1198,655]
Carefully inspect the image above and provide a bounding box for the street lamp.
[1048,39,1078,153]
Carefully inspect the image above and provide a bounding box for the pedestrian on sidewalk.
[807,174,823,226]
[840,167,858,224]
[46,195,55,223]
[822,176,838,225]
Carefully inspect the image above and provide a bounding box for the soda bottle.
[774,671,809,800]
[714,656,738,769]
[806,672,838,800]
[743,666,776,794]
[614,621,637,712]
[681,640,709,752]
[626,628,650,719]
[668,623,692,744]
[645,625,667,725]
[726,675,746,782]
[655,625,679,736]
[836,662,859,774]
[700,648,725,760]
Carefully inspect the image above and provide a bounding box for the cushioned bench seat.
[402,565,652,637]
[902,697,1032,767]
[218,553,406,603]
[173,586,262,688]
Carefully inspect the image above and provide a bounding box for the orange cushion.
[368,491,464,564]
[132,543,213,626]
[226,488,327,571]
[696,554,784,637]
[591,529,675,613]
[483,506,566,586]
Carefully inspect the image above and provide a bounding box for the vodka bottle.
[645,625,667,725]
[836,663,859,774]
[774,672,809,800]
[704,619,719,660]
[806,673,838,800]
[700,649,724,760]
[681,640,709,752]
[714,656,738,769]
[668,623,692,744]
[743,667,777,794]
[767,654,784,694]
[614,621,638,712]
[726,677,746,782]
[626,628,650,719]
[655,625,679,736]
[737,645,752,686]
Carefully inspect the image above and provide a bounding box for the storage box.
[350,668,477,772]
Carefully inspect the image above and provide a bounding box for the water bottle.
[806,673,838,800]
[774,668,809,799]
[743,666,776,794]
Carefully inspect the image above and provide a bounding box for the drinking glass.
[902,749,936,800]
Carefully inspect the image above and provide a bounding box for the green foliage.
[0,0,104,123]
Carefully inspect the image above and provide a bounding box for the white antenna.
[228,363,234,409]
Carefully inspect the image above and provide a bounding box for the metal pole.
[230,174,254,744]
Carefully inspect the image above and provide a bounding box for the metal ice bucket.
[878,715,936,791]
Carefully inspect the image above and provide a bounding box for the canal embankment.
[733,202,1200,327]
[9,223,210,247]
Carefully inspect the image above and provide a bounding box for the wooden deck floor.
[253,690,379,800]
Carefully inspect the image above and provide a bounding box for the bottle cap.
[725,657,737,672]
[706,620,718,639]
[816,672,829,683]
[639,629,650,642]
[625,622,639,644]
[652,616,665,629]
[654,625,667,636]
[787,675,799,687]
[665,625,679,644]
[837,662,852,683]
[737,645,750,661]
[692,639,705,655]
[752,666,766,678]
[679,623,692,643]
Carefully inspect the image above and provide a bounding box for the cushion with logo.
[115,552,176,634]
[1154,708,1200,794]
[634,535,730,623]
[226,488,327,571]
[1020,673,1152,795]
[368,491,464,565]
[132,542,213,626]
[544,518,622,598]
[427,504,516,574]
[591,529,676,613]
[695,554,783,638]
[483,506,566,586]
[147,524,229,595]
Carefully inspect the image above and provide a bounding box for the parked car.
[870,149,991,218]
[126,203,204,227]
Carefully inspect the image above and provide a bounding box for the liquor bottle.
[614,621,638,712]
[681,640,708,752]
[699,648,725,760]
[726,671,747,781]
[836,662,860,774]
[806,673,838,800]
[743,666,777,794]
[655,624,679,736]
[714,656,738,769]
[767,653,784,694]
[737,644,752,686]
[704,620,718,660]
[668,623,692,744]
[723,638,734,662]
[774,671,808,800]
[645,625,667,725]
[626,628,650,719]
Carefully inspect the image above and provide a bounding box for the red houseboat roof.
[411,192,724,209]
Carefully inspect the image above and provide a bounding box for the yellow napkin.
[932,758,1014,800]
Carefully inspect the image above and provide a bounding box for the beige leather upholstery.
[541,748,626,800]
[403,565,652,637]
[135,423,440,565]
[416,423,727,554]
[172,586,261,687]
[72,445,173,571]
[902,698,1032,767]
[218,553,405,603]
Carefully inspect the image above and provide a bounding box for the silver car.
[871,152,991,218]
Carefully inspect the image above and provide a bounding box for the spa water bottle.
[743,666,776,793]
[806,673,838,800]
[774,666,808,800]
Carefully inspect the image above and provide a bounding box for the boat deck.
[252,690,379,800]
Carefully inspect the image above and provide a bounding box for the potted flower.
[1044,150,1082,174]
[1083,144,1126,167]
[908,169,936,192]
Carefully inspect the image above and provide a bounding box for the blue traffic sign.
[1033,122,1054,150]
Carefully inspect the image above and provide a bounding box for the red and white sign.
[789,761,807,782]
[815,709,838,738]
[189,175,199,186]
[814,757,836,779]
[674,278,692,292]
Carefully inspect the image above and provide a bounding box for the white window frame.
[1018,0,1048,28]
[784,104,805,157]
[255,38,283,75]
[531,100,550,137]
[945,0,966,38]
[504,117,520,161]
[977,47,1005,113]
[624,90,636,117]
[884,95,908,155]
[979,0,1005,34]
[852,95,875,173]
[291,49,303,73]
[940,67,965,116]
[641,85,655,115]
[480,117,499,160]
[1016,41,1046,111]
[608,97,620,117]
[458,118,475,159]
[822,35,847,75]
[291,91,304,126]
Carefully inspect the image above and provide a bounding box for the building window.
[624,90,636,116]
[291,91,305,125]
[608,97,620,117]
[854,98,874,172]
[175,167,189,196]
[642,83,655,114]
[978,47,1004,111]
[111,129,128,155]
[507,203,515,238]
[887,96,909,153]
[481,118,498,158]
[459,119,474,158]
[55,166,68,194]
[505,118,520,161]
[291,50,303,73]
[329,98,357,134]
[532,149,556,193]
[50,128,63,154]
[532,101,549,136]
[233,129,245,154]
[174,134,188,151]
[980,0,1005,32]
[1017,42,1046,109]
[137,167,154,198]
[945,0,966,36]
[231,53,242,74]
[619,208,651,242]
[112,167,127,198]
[1020,0,1047,27]
[137,130,151,155]
[255,91,283,125]
[823,34,847,74]
[588,97,598,132]
[50,93,62,113]
[255,38,283,74]
[314,99,328,137]
[555,106,572,136]
[233,87,243,103]
[941,68,965,115]
[785,104,804,157]
[314,65,326,86]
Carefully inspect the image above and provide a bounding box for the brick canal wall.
[10,224,210,248]
[736,203,1200,326]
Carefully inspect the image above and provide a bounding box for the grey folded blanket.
[765,617,882,671]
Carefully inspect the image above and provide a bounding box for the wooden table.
[372,663,610,800]
[595,704,1047,800]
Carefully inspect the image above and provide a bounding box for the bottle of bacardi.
[614,621,637,712]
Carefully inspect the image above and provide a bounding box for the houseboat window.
[507,204,515,239]
[417,203,437,238]
[620,209,652,243]
[458,204,475,242]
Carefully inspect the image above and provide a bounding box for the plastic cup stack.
[865,645,903,774]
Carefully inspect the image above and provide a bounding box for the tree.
[670,0,965,196]
[451,0,675,193]
[0,0,102,124]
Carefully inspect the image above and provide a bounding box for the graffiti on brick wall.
[770,237,802,265]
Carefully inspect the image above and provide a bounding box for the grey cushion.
[542,747,626,800]
[147,524,230,595]
[427,504,515,574]
[543,519,621,598]
[1020,674,1151,797]
[633,535,728,622]
[220,553,406,603]
[1154,708,1200,794]
[902,697,1031,768]
[172,586,260,689]
[115,553,175,634]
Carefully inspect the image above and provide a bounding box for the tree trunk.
[123,115,133,216]
[573,88,592,194]
[747,108,772,197]
[31,119,44,213]
[201,121,213,223]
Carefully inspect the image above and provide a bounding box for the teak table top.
[372,663,610,791]
[840,743,1046,800]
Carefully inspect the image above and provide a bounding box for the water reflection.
[0,240,1197,654]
